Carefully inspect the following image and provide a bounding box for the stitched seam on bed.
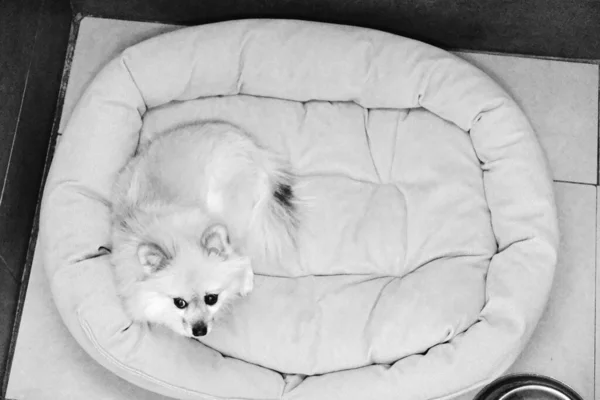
[362,276,396,360]
[78,314,280,400]
[362,108,383,183]
[119,55,147,117]
[386,109,403,182]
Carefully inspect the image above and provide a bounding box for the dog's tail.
[246,154,301,267]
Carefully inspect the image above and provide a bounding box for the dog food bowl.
[474,374,584,400]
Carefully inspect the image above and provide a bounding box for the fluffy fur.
[108,121,299,337]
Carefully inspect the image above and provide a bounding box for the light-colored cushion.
[40,19,559,400]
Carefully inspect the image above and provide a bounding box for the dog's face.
[130,223,253,338]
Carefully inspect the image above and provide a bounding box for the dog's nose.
[192,322,208,337]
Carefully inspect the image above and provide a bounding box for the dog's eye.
[204,294,218,306]
[173,298,188,309]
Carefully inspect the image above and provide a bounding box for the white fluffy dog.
[107,121,299,338]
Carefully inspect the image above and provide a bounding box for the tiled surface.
[596,188,600,397]
[387,183,598,400]
[6,240,171,400]
[456,51,599,185]
[7,16,600,400]
[509,182,596,399]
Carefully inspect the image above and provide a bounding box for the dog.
[107,121,299,338]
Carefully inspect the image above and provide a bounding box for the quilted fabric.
[40,19,559,400]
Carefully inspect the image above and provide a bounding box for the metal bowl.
[473,374,584,400]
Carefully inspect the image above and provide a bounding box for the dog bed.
[40,19,559,400]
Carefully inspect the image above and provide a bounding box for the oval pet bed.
[40,19,559,400]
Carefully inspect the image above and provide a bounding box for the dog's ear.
[201,223,233,258]
[137,243,168,274]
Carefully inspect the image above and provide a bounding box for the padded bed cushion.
[40,19,559,400]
